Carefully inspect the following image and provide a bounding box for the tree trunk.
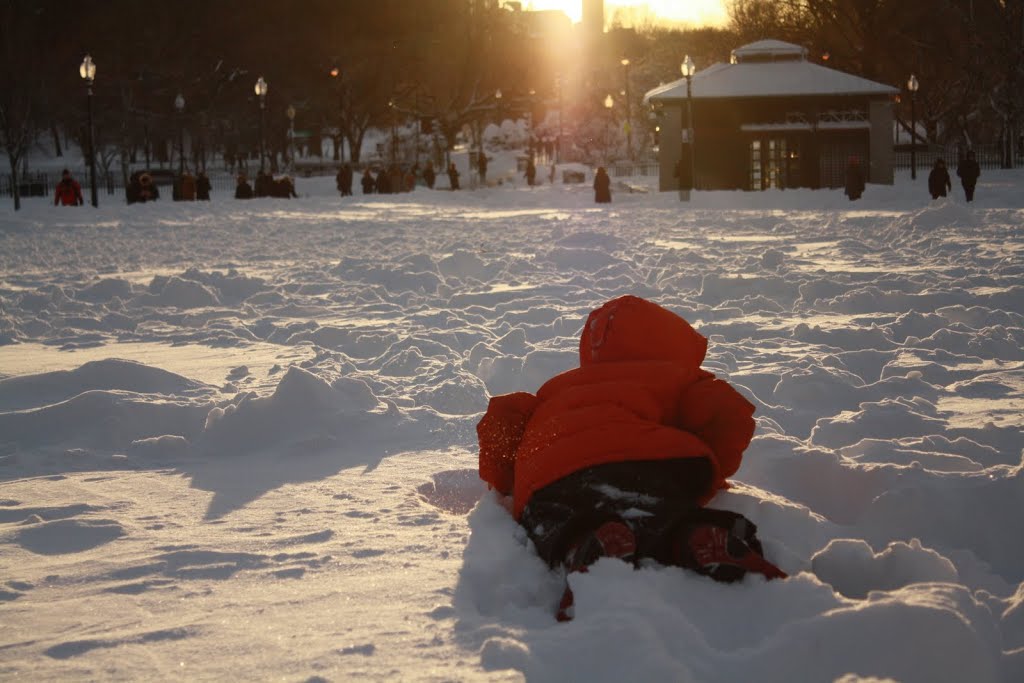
[346,129,366,164]
[51,124,62,157]
[9,155,21,211]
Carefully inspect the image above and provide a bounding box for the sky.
[525,0,730,27]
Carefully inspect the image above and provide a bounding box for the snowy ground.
[1,168,1023,682]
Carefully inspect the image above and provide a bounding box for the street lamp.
[79,54,98,207]
[388,99,397,164]
[621,58,633,162]
[681,55,697,193]
[286,104,296,172]
[174,92,185,176]
[604,94,614,163]
[907,73,919,180]
[254,76,268,172]
[527,88,536,159]
[329,67,345,162]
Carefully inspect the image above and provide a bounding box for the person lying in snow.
[477,295,785,621]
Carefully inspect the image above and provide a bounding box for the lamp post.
[604,93,614,163]
[254,76,268,172]
[555,75,563,164]
[527,88,536,159]
[174,92,185,176]
[681,55,696,193]
[621,58,633,162]
[79,54,98,207]
[286,104,296,173]
[907,73,919,180]
[388,99,397,164]
[329,67,345,162]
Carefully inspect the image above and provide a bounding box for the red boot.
[557,520,637,622]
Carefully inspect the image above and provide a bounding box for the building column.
[658,105,683,192]
[869,99,894,184]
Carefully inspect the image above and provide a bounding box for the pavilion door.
[749,137,799,190]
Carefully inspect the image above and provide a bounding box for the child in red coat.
[54,169,84,206]
[477,295,784,620]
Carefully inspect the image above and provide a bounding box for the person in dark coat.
[196,171,211,200]
[844,156,865,201]
[423,162,436,189]
[136,173,159,202]
[928,158,952,200]
[54,169,84,206]
[447,162,460,190]
[593,166,611,203]
[341,164,354,196]
[376,168,391,194]
[525,158,537,186]
[361,169,375,194]
[478,154,488,185]
[254,170,272,198]
[957,150,980,202]
[235,174,254,200]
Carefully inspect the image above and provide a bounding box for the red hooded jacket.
[54,177,84,206]
[477,295,755,519]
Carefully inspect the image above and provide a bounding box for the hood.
[579,295,707,368]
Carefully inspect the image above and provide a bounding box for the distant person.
[177,172,197,201]
[361,168,375,194]
[525,157,537,186]
[136,173,159,202]
[337,163,354,197]
[196,171,211,200]
[549,162,556,185]
[270,175,298,198]
[478,153,488,185]
[844,156,865,201]
[341,164,354,196]
[957,150,980,202]
[593,166,611,203]
[389,165,403,194]
[376,168,391,194]
[423,162,436,189]
[447,162,460,190]
[235,173,254,200]
[928,158,951,200]
[254,170,272,198]
[53,169,84,206]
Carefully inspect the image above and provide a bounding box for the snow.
[1,165,1023,681]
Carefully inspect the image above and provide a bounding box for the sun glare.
[523,1,728,27]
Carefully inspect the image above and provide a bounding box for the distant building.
[644,40,899,192]
[582,0,603,35]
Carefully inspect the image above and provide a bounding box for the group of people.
[356,164,419,194]
[927,151,980,201]
[234,171,297,199]
[845,150,982,202]
[55,168,218,206]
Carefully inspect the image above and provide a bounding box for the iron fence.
[610,162,659,177]
[894,143,1022,171]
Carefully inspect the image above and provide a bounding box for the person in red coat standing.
[53,169,84,206]
[477,295,784,620]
